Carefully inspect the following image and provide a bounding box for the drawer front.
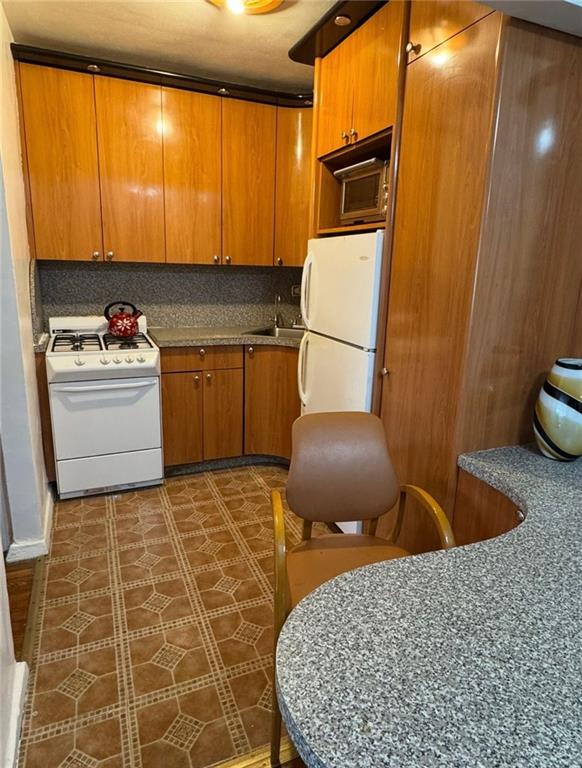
[161,346,243,372]
[57,448,163,496]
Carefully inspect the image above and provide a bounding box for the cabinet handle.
[276,257,283,266]
[213,255,220,264]
[206,372,213,382]
[106,251,114,261]
[199,348,206,358]
[248,346,254,356]
[381,367,390,377]
[193,374,200,384]
[405,41,422,56]
[225,255,232,264]
[349,128,358,143]
[91,251,100,261]
[340,130,349,144]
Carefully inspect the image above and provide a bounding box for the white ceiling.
[2,0,332,91]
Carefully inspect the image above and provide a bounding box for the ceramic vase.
[534,358,582,461]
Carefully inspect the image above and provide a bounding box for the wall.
[1,6,51,561]
[34,261,302,331]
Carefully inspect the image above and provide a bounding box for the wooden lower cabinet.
[35,353,56,482]
[203,369,243,460]
[453,469,523,545]
[244,346,300,459]
[161,371,204,466]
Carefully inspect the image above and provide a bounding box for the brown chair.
[270,412,455,767]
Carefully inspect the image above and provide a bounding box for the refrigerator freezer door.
[302,231,384,349]
[298,331,375,414]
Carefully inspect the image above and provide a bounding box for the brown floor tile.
[181,529,242,569]
[118,540,180,583]
[194,561,264,611]
[228,669,271,711]
[50,522,108,559]
[165,476,215,507]
[45,553,110,600]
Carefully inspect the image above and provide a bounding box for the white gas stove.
[46,316,163,499]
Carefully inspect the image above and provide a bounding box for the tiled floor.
[19,466,317,768]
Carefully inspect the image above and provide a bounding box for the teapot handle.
[104,301,138,320]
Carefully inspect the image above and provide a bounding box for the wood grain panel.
[19,64,103,261]
[95,77,165,263]
[163,88,222,264]
[5,559,36,661]
[316,37,353,157]
[244,346,300,459]
[162,372,203,466]
[14,62,37,260]
[35,353,56,482]
[378,14,502,544]
[453,469,522,546]
[222,100,276,266]
[274,107,313,267]
[456,19,582,452]
[351,0,404,141]
[203,369,243,460]
[408,0,494,62]
[160,346,243,373]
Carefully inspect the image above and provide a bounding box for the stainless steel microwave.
[333,158,388,225]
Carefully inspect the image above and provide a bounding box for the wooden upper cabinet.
[407,0,493,62]
[351,0,404,143]
[95,77,165,262]
[244,346,300,459]
[19,65,103,261]
[222,99,276,266]
[316,3,403,157]
[163,88,222,264]
[274,107,313,267]
[316,39,354,158]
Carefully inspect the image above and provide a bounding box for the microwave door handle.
[54,381,156,393]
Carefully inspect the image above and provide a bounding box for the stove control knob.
[113,357,122,364]
[100,357,111,365]
[74,358,85,366]
[136,356,146,363]
[125,356,134,364]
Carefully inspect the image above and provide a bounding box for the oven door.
[49,376,161,460]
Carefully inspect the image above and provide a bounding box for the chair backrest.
[286,412,400,523]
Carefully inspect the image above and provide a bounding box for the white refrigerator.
[298,230,384,416]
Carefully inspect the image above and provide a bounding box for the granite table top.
[276,445,582,768]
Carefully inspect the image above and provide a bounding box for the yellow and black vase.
[534,359,582,461]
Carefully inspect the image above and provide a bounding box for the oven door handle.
[53,381,157,393]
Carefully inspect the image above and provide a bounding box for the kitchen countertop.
[276,445,582,767]
[148,325,302,349]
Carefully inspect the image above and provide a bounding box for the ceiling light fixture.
[207,0,284,14]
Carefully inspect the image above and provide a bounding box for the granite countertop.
[148,325,302,349]
[276,445,582,767]
[33,332,49,353]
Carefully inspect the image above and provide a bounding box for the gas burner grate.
[103,332,152,351]
[52,333,103,353]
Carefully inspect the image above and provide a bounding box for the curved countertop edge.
[275,445,582,768]
[33,329,302,354]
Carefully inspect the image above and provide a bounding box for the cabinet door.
[453,470,522,545]
[203,369,243,460]
[19,65,103,261]
[162,372,203,466]
[274,107,313,267]
[222,100,276,266]
[95,77,165,262]
[408,0,493,62]
[316,38,354,157]
[351,2,404,142]
[244,346,300,459]
[379,14,501,537]
[163,88,222,264]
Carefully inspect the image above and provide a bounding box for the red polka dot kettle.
[104,301,143,338]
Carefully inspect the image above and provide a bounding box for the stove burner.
[103,332,152,351]
[52,333,103,353]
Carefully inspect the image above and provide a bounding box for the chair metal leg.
[270,673,282,768]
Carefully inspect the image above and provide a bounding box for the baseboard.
[6,485,53,562]
[2,661,29,768]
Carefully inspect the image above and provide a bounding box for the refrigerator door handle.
[297,333,309,405]
[301,251,313,326]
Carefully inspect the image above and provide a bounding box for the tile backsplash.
[33,261,302,331]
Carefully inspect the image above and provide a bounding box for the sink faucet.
[274,294,283,328]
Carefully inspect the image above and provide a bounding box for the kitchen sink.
[245,326,305,340]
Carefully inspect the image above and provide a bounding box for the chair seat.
[286,534,409,606]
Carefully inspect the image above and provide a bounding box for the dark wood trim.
[289,0,385,65]
[10,44,312,107]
